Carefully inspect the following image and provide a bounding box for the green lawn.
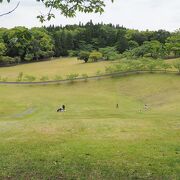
[0,57,111,81]
[0,73,179,179]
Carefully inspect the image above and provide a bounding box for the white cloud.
[0,0,179,31]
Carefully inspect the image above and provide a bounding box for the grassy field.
[0,73,179,179]
[0,57,179,82]
[0,57,111,81]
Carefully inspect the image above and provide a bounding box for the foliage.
[16,72,23,82]
[23,75,36,82]
[0,42,6,56]
[89,51,103,62]
[54,75,63,81]
[78,51,90,63]
[0,23,179,65]
[1,76,8,82]
[99,46,120,60]
[0,0,113,22]
[68,50,79,57]
[81,73,88,80]
[105,58,174,73]
[173,59,180,73]
[0,56,15,65]
[40,75,49,81]
[161,62,172,72]
[165,32,180,57]
[96,70,102,76]
[66,73,79,81]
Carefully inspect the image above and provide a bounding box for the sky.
[0,0,180,31]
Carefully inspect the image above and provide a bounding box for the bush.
[40,75,49,81]
[14,56,21,64]
[173,60,180,73]
[16,72,24,82]
[1,77,8,82]
[68,50,79,57]
[24,54,34,61]
[81,73,88,81]
[66,73,79,81]
[78,51,90,63]
[23,75,36,82]
[96,70,102,76]
[81,73,88,79]
[99,46,121,61]
[89,51,103,62]
[54,75,63,81]
[0,56,16,65]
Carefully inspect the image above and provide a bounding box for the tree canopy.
[0,23,179,65]
[0,0,114,22]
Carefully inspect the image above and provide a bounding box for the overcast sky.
[0,0,180,31]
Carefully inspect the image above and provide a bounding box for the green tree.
[29,28,54,60]
[78,51,90,63]
[116,29,129,53]
[0,42,6,56]
[165,32,180,57]
[89,51,103,62]
[99,46,119,60]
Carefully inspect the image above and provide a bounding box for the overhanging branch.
[0,1,20,17]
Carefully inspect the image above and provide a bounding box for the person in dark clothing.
[62,105,65,111]
[57,105,66,112]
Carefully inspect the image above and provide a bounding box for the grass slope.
[0,57,111,81]
[0,74,180,179]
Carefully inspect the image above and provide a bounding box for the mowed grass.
[0,73,180,179]
[0,57,111,81]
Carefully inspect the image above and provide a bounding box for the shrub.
[68,50,79,57]
[24,54,34,61]
[0,56,15,65]
[40,76,49,81]
[145,60,159,72]
[23,75,36,82]
[1,77,8,82]
[81,73,88,81]
[160,62,172,72]
[66,73,79,81]
[78,51,90,63]
[96,70,102,76]
[54,75,63,81]
[173,60,180,73]
[99,46,121,61]
[16,72,24,82]
[81,73,88,79]
[89,51,103,62]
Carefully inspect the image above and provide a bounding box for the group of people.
[57,105,66,112]
[57,103,149,112]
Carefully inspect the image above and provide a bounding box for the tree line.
[0,21,180,65]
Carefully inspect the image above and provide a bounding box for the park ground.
[0,57,179,82]
[0,72,180,179]
[0,57,111,81]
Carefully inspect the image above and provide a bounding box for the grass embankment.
[0,74,179,179]
[0,57,179,82]
[0,57,111,82]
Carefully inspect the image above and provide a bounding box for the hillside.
[0,74,179,179]
[0,57,111,81]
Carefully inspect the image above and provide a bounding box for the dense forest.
[0,21,180,65]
